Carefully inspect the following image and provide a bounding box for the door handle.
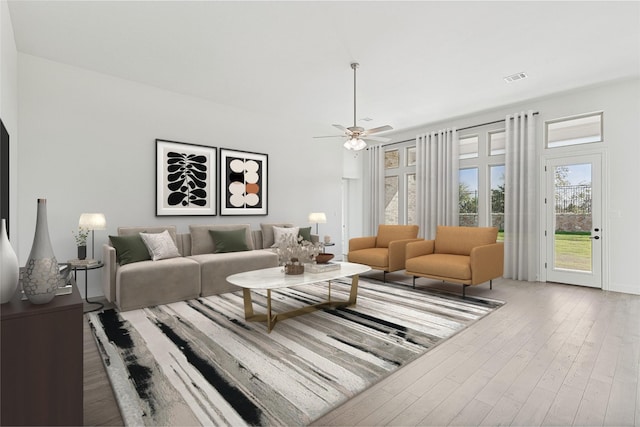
[590,236,600,240]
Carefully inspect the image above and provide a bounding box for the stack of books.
[305,262,340,273]
[68,258,101,267]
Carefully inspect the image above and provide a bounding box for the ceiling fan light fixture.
[344,138,367,151]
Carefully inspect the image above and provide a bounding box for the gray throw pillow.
[140,230,181,261]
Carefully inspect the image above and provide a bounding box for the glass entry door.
[545,154,602,288]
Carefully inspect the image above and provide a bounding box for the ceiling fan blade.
[364,125,394,135]
[332,124,352,135]
[363,135,391,142]
[313,135,346,139]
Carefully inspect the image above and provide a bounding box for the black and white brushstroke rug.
[87,278,503,426]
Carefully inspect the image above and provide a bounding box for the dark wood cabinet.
[1,280,83,426]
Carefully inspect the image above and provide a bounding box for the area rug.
[87,278,503,426]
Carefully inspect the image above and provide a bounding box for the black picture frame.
[1,119,9,236]
[219,148,268,216]
[156,139,217,216]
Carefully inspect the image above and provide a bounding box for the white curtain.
[364,144,385,235]
[416,128,459,239]
[504,110,537,281]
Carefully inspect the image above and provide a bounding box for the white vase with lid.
[21,199,60,304]
[0,218,20,303]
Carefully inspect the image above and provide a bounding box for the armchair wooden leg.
[462,285,468,298]
[413,276,416,289]
[383,271,387,283]
[490,279,493,290]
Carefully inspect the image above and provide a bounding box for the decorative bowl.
[315,253,334,264]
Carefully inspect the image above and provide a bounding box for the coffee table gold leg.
[267,289,273,333]
[243,288,254,319]
[348,274,360,305]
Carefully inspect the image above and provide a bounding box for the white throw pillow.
[139,230,181,261]
[271,226,300,247]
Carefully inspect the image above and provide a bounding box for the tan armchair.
[405,226,504,297]
[347,224,421,282]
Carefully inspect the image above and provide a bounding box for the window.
[546,112,603,148]
[459,168,478,226]
[384,144,416,225]
[490,165,505,240]
[459,126,505,228]
[459,135,479,159]
[489,130,505,155]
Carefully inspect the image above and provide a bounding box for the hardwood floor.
[83,274,640,426]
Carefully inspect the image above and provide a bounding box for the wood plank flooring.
[83,274,640,426]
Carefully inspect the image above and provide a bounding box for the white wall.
[0,0,18,239]
[357,78,640,295]
[17,54,345,297]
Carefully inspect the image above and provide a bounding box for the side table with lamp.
[71,212,106,312]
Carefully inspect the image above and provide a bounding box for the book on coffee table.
[305,262,341,273]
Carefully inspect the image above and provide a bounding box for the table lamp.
[79,213,107,260]
[308,212,327,235]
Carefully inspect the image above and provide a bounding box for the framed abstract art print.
[219,148,268,216]
[156,139,217,216]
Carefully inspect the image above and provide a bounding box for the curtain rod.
[379,111,539,148]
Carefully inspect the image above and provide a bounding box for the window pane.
[490,165,505,240]
[406,147,416,166]
[459,135,479,159]
[407,173,416,224]
[385,176,398,224]
[385,149,399,169]
[489,130,505,155]
[546,112,603,148]
[459,168,478,226]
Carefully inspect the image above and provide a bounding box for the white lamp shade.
[308,212,327,224]
[78,213,107,230]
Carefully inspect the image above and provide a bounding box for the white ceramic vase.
[0,218,20,303]
[22,199,60,304]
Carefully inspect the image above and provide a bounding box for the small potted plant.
[73,227,89,260]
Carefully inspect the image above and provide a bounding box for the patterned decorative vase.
[22,199,60,304]
[0,218,20,303]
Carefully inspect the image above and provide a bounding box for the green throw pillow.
[109,234,151,265]
[298,226,312,242]
[210,229,250,253]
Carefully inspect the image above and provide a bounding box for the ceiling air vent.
[504,72,528,83]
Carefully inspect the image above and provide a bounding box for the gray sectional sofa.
[102,223,307,311]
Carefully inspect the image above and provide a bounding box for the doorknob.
[590,236,600,240]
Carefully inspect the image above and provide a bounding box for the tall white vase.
[22,199,60,304]
[0,218,20,303]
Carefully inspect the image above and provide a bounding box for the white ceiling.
[7,1,640,137]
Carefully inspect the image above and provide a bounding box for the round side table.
[68,260,104,313]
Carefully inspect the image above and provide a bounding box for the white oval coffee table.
[227,261,371,333]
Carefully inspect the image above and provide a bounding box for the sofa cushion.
[260,223,293,249]
[209,228,250,253]
[272,226,299,247]
[140,230,181,261]
[347,248,390,270]
[109,234,151,265]
[190,224,254,255]
[117,226,182,255]
[191,249,279,296]
[406,253,471,281]
[376,224,420,248]
[116,257,201,311]
[434,226,498,256]
[298,226,312,242]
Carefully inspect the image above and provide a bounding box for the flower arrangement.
[274,233,323,274]
[73,227,89,247]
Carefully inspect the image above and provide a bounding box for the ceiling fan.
[314,62,393,151]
